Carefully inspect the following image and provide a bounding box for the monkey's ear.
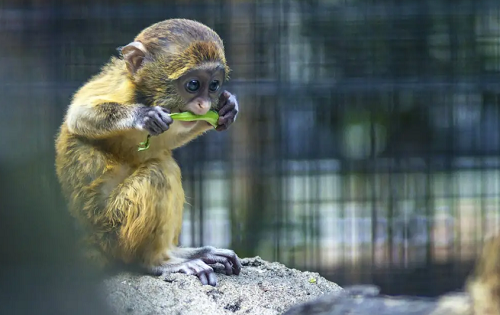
[121,41,147,75]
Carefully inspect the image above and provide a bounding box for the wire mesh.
[1,0,500,299]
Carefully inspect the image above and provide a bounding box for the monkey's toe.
[156,259,218,286]
[183,259,217,286]
[200,248,242,276]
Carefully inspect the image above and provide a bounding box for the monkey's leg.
[147,246,242,286]
[80,160,175,266]
[84,160,240,286]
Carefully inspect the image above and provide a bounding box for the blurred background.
[2,0,500,312]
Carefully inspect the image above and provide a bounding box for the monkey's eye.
[185,80,200,93]
[208,80,220,92]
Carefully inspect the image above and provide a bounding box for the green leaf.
[137,111,219,152]
[170,110,219,128]
[137,134,151,152]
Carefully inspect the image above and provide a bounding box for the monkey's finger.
[147,123,162,136]
[143,117,161,135]
[192,260,213,286]
[192,259,214,275]
[159,107,171,114]
[215,122,232,132]
[222,260,233,275]
[154,106,173,123]
[158,112,173,126]
[229,258,241,275]
[207,272,217,286]
[144,115,162,133]
[198,273,209,286]
[218,112,234,125]
[152,114,170,131]
[152,119,166,132]
[203,254,232,275]
[225,255,242,275]
[218,90,230,104]
[217,118,234,132]
[213,249,242,275]
[175,265,194,275]
[218,101,235,117]
[217,116,226,126]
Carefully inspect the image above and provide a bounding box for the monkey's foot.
[145,246,242,286]
[148,259,218,286]
[194,246,242,277]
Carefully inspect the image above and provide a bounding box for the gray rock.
[103,256,343,315]
[103,256,473,315]
[283,289,472,315]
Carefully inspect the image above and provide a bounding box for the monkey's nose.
[191,99,211,115]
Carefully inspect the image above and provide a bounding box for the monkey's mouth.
[173,109,213,129]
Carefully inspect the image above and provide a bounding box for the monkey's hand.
[135,106,173,136]
[216,90,238,131]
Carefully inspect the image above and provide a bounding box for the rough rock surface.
[103,256,474,315]
[104,256,343,315]
[282,290,472,315]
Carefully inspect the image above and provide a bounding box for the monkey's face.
[134,59,226,132]
[171,64,225,128]
[175,65,225,113]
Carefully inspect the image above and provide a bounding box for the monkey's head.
[120,19,230,120]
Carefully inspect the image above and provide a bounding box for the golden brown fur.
[55,19,233,272]
[134,19,230,81]
[466,232,500,315]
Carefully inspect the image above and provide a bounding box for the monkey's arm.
[65,101,172,139]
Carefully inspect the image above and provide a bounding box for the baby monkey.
[55,19,241,286]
